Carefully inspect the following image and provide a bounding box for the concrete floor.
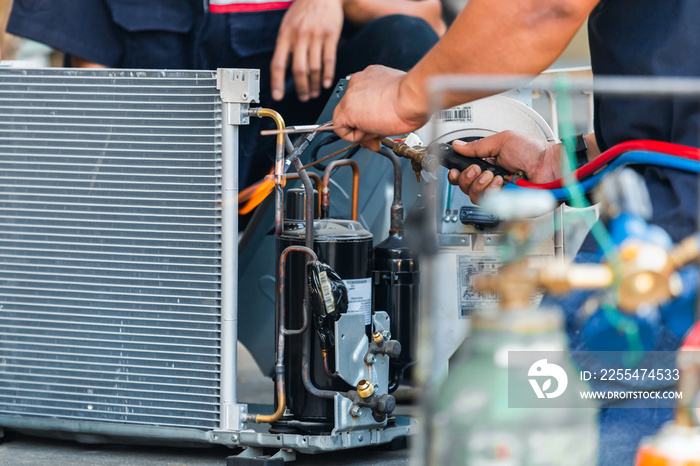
[0,344,414,466]
[0,434,410,466]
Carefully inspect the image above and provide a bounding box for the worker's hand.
[447,130,561,204]
[271,0,344,102]
[333,65,430,151]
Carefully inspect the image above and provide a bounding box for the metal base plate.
[226,415,414,455]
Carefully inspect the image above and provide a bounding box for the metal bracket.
[226,445,295,465]
[217,68,261,125]
[221,403,249,432]
[438,234,471,247]
[332,312,391,432]
[334,313,369,387]
[333,393,385,433]
[217,69,260,103]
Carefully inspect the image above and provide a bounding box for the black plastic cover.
[307,261,348,319]
[307,261,348,350]
[459,206,499,229]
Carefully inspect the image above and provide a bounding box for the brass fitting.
[476,232,700,314]
[372,331,384,343]
[474,259,613,311]
[380,137,435,182]
[357,379,375,398]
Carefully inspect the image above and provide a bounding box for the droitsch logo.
[528,359,568,399]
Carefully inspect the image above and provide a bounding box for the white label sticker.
[458,254,501,318]
[318,270,335,314]
[343,278,372,325]
[437,105,473,123]
[457,254,545,318]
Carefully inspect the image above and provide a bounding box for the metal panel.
[0,69,223,430]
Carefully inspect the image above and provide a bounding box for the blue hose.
[504,150,700,200]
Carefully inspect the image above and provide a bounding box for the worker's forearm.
[398,0,599,119]
[343,0,443,32]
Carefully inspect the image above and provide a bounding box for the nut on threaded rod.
[357,380,375,398]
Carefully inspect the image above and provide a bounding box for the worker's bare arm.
[333,0,600,146]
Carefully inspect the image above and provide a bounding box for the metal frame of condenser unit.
[217,68,255,434]
[0,67,412,456]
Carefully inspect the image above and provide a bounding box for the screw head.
[365,353,376,365]
[350,405,362,417]
[241,93,248,100]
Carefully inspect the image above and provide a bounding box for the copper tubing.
[279,245,316,336]
[298,143,360,171]
[378,147,404,233]
[261,125,338,136]
[251,364,286,424]
[251,108,286,236]
[247,245,318,424]
[284,172,323,217]
[291,158,316,250]
[321,159,360,220]
[321,349,338,379]
[302,326,339,399]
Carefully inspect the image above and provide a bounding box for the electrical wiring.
[514,140,700,190]
[504,151,700,201]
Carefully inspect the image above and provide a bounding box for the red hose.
[682,322,700,349]
[513,140,700,189]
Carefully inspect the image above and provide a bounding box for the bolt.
[365,353,376,365]
[381,330,391,341]
[241,93,248,100]
[485,236,492,243]
[358,435,364,442]
[231,434,238,443]
[350,405,362,417]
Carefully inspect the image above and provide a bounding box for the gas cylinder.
[431,306,598,465]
